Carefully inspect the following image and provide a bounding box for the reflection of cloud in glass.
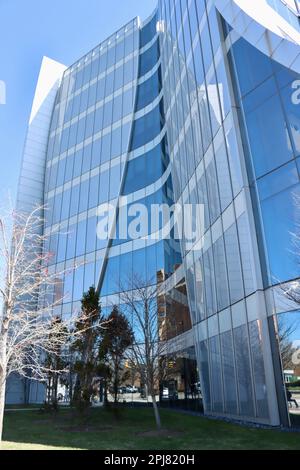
[0,80,6,105]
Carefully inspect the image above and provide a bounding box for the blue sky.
[0,0,157,203]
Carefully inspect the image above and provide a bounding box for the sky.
[0,0,157,204]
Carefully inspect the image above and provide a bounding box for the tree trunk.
[0,377,6,443]
[151,394,161,430]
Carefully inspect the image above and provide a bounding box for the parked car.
[125,385,138,393]
[118,386,127,394]
[161,387,178,401]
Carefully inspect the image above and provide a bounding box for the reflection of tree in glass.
[277,314,299,370]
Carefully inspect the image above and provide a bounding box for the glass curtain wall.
[226,17,300,425]
[157,0,272,423]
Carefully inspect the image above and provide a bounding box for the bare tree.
[277,193,300,372]
[120,274,178,430]
[0,205,102,442]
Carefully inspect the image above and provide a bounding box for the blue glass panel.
[231,38,273,97]
[101,133,111,163]
[73,149,83,179]
[75,220,87,257]
[88,174,100,209]
[245,92,293,178]
[86,216,97,254]
[131,103,163,150]
[123,141,167,195]
[260,174,300,283]
[99,170,109,203]
[91,139,101,169]
[85,112,95,140]
[140,14,157,48]
[136,69,161,111]
[139,40,159,77]
[78,179,90,213]
[66,224,77,259]
[70,184,80,217]
[281,81,300,156]
[82,143,92,174]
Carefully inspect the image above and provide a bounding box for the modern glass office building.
[10,0,300,427]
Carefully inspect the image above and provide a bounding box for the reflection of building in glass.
[11,1,300,426]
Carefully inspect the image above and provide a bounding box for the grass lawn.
[1,407,300,450]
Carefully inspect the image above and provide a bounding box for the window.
[73,265,84,301]
[234,325,255,417]
[214,133,233,211]
[96,77,106,102]
[61,188,71,221]
[103,100,113,128]
[105,70,114,97]
[124,32,135,56]
[88,174,99,209]
[86,216,97,253]
[91,56,100,81]
[66,224,77,259]
[210,336,223,413]
[82,143,92,174]
[99,170,109,203]
[111,127,122,158]
[91,139,102,169]
[122,88,134,117]
[245,92,294,178]
[139,41,159,77]
[65,155,74,183]
[116,39,125,63]
[56,158,66,188]
[124,59,134,85]
[79,88,89,113]
[249,321,269,419]
[259,164,300,284]
[131,104,163,150]
[136,70,160,111]
[101,133,111,163]
[75,220,87,257]
[94,106,104,134]
[84,62,92,87]
[52,193,62,224]
[78,179,90,213]
[109,164,121,199]
[113,94,123,123]
[88,82,97,108]
[114,66,124,91]
[231,38,273,97]
[76,117,85,145]
[122,122,131,153]
[85,112,95,140]
[224,223,244,304]
[221,331,238,415]
[213,236,230,311]
[106,47,116,69]
[70,184,80,217]
[84,262,95,292]
[123,143,164,195]
[140,15,157,48]
[73,150,83,179]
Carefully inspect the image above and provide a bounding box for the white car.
[126,385,138,393]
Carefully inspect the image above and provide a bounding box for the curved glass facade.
[15,0,300,424]
[156,0,300,425]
